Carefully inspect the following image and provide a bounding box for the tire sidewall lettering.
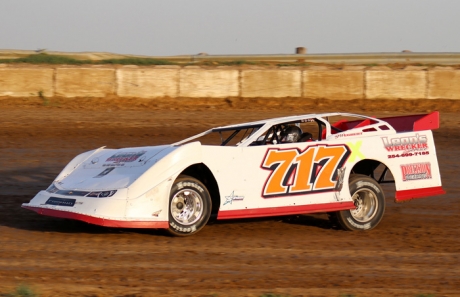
[346,216,372,230]
[355,181,380,193]
[168,177,211,236]
[176,181,204,193]
[169,221,197,233]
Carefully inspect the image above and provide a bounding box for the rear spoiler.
[379,111,440,133]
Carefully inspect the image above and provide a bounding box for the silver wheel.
[350,189,378,223]
[170,188,204,226]
[168,176,211,236]
[331,174,385,231]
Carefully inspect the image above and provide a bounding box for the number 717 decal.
[261,144,351,197]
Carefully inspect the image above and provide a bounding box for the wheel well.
[351,159,394,185]
[180,163,220,220]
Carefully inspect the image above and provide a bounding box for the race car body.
[22,111,445,236]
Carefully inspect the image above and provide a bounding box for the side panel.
[203,129,443,219]
[202,143,356,219]
[125,178,172,221]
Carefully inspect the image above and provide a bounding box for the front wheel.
[168,175,212,236]
[331,174,385,231]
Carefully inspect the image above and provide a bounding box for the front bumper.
[22,190,169,229]
[21,204,168,228]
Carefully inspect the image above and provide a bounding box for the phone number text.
[388,151,430,158]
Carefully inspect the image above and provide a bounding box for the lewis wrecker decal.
[260,144,351,198]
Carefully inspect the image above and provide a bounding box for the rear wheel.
[168,175,212,236]
[332,174,385,231]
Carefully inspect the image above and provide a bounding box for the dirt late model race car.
[22,111,445,236]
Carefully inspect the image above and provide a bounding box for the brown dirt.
[0,97,459,297]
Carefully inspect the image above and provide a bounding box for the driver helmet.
[281,125,302,143]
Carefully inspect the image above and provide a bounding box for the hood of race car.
[56,145,177,191]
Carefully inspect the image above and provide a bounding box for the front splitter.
[22,204,169,229]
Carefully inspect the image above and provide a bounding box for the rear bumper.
[22,204,169,229]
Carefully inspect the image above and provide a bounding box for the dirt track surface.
[1,97,459,297]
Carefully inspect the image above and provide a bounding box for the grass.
[97,57,175,65]
[0,53,455,68]
[0,53,175,66]
[37,90,49,106]
[0,53,85,65]
[197,60,268,66]
[4,284,38,297]
[0,54,306,67]
[277,62,310,67]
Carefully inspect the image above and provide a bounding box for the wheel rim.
[350,189,378,222]
[170,189,204,226]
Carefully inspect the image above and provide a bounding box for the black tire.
[168,175,212,236]
[333,174,385,231]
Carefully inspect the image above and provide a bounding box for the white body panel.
[23,112,444,228]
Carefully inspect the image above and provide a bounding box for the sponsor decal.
[94,167,115,178]
[261,144,350,197]
[103,163,125,167]
[335,132,362,139]
[223,191,245,205]
[382,133,428,153]
[347,140,365,163]
[152,210,162,217]
[400,162,432,181]
[388,151,430,159]
[45,197,76,207]
[105,151,146,165]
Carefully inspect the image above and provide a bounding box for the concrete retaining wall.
[241,68,301,98]
[0,67,54,97]
[180,67,239,98]
[55,67,115,97]
[1,64,460,99]
[117,66,179,98]
[303,67,364,100]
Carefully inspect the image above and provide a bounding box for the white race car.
[22,112,445,236]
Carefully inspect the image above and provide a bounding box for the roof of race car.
[173,112,379,146]
[212,112,372,131]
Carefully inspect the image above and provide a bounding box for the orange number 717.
[261,145,351,197]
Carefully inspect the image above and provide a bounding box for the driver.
[280,125,302,143]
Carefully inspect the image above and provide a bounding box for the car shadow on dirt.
[0,211,170,237]
[280,214,340,230]
[2,198,338,236]
[0,193,169,236]
[210,214,338,231]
